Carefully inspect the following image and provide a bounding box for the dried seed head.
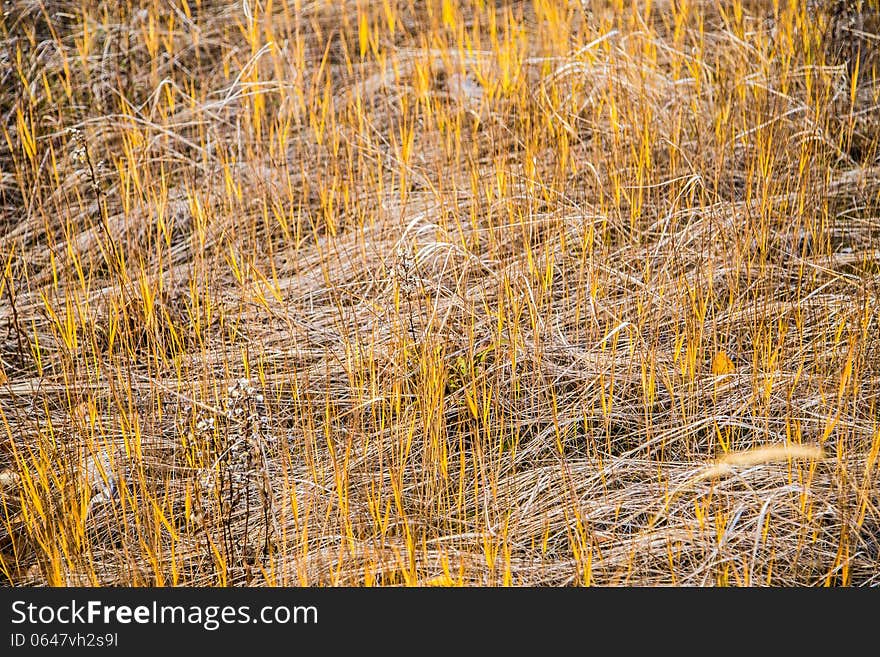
[0,468,20,489]
[70,145,87,166]
[391,243,418,294]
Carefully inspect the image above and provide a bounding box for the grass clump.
[1,0,879,586]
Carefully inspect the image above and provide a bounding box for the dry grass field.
[1,0,879,586]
